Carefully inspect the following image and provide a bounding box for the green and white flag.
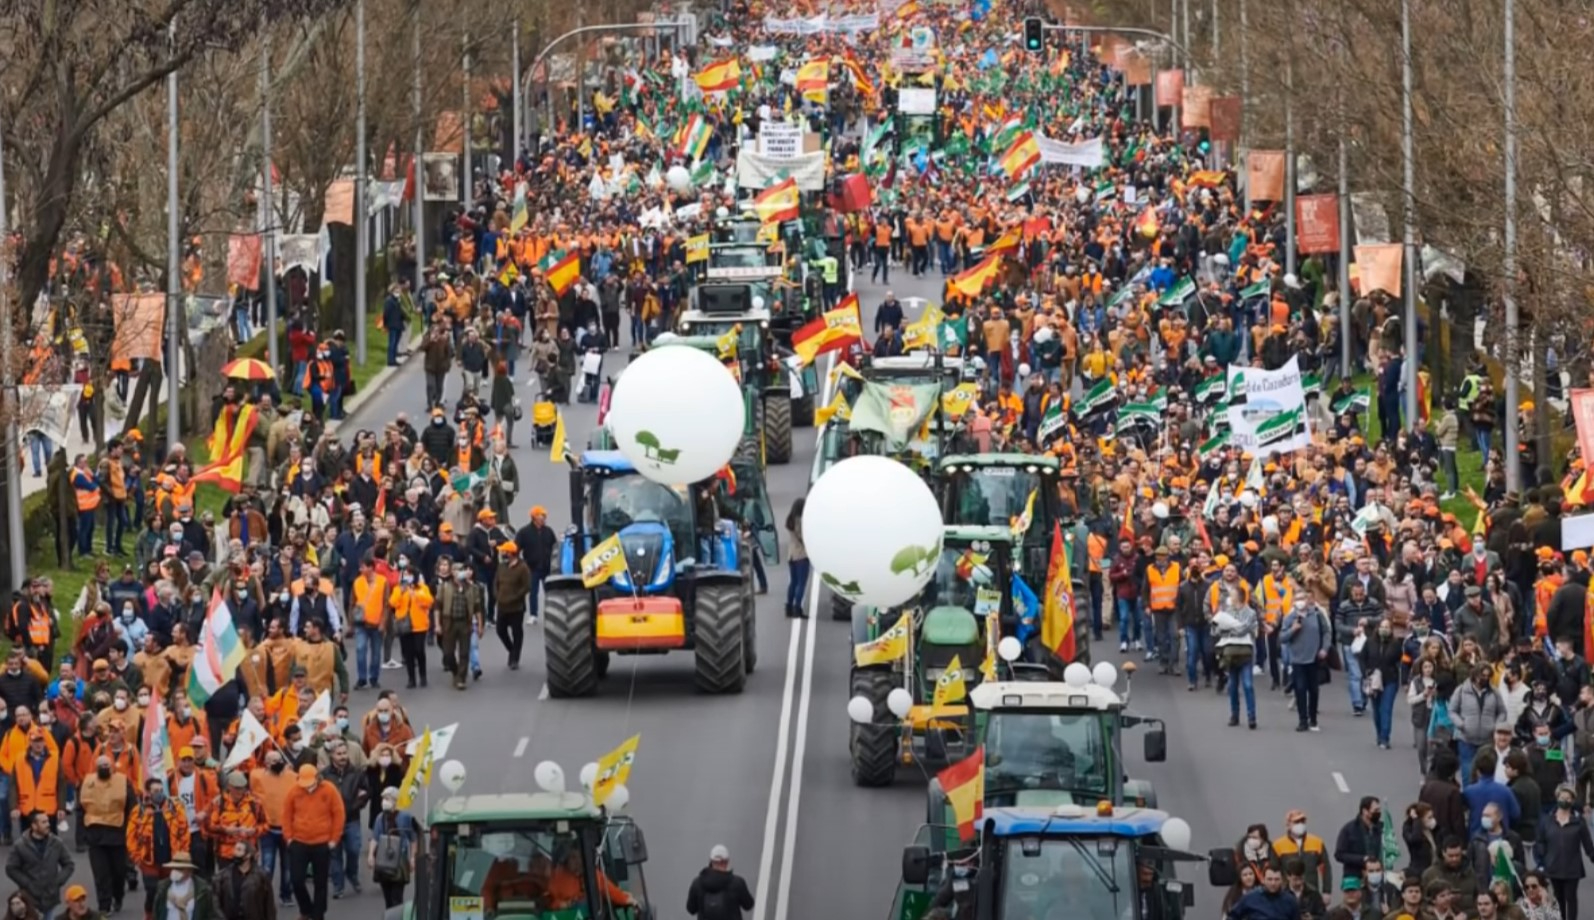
[1193,374,1227,405]
[1115,413,1156,436]
[1225,356,1312,453]
[1095,180,1116,201]
[1255,407,1309,452]
[1202,481,1223,519]
[691,159,716,187]
[1156,277,1195,309]
[849,382,941,451]
[1331,389,1372,415]
[1073,379,1116,417]
[1301,372,1322,396]
[1198,430,1230,460]
[1006,182,1031,203]
[1038,403,1067,444]
[1146,387,1169,412]
[1106,285,1135,309]
[1119,402,1161,423]
[1245,456,1266,492]
[1238,280,1271,301]
[451,463,491,494]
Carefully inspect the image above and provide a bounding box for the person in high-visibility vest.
[389,573,433,689]
[1256,558,1295,691]
[97,441,131,557]
[71,453,101,559]
[352,557,391,691]
[10,728,65,824]
[1533,549,1565,640]
[1142,546,1181,673]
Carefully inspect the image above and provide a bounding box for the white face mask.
[114,699,129,711]
[1425,817,1437,830]
[378,756,393,768]
[1481,816,1495,831]
[1290,822,1306,837]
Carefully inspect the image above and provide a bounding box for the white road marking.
[513,737,530,758]
[753,619,806,920]
[772,586,820,920]
[1332,772,1350,794]
[537,683,549,701]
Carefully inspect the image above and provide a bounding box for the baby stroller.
[530,391,558,448]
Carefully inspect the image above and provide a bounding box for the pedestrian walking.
[127,778,189,918]
[494,542,531,669]
[687,844,754,920]
[320,742,368,900]
[78,755,132,913]
[368,787,417,909]
[282,764,344,920]
[1359,619,1404,749]
[1534,786,1594,920]
[1213,577,1260,730]
[784,500,810,619]
[247,751,295,906]
[151,852,217,920]
[1282,599,1330,732]
[4,811,73,919]
[434,563,482,691]
[214,840,275,920]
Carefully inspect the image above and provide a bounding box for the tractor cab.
[918,526,1015,626]
[939,454,1063,576]
[401,792,653,920]
[895,805,1235,920]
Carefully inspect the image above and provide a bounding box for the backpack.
[372,813,413,881]
[699,888,730,919]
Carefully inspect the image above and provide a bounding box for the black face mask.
[269,762,285,774]
[96,767,112,780]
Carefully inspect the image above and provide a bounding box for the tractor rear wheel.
[830,592,852,622]
[693,584,748,693]
[764,393,793,464]
[849,667,900,787]
[543,589,600,698]
[792,392,815,428]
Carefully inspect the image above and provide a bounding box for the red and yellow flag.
[949,254,1002,298]
[1187,170,1227,189]
[796,60,830,102]
[937,748,985,843]
[985,230,1021,258]
[895,0,920,19]
[751,178,801,224]
[1041,522,1078,663]
[693,59,742,93]
[792,294,863,365]
[998,132,1040,180]
[546,252,582,296]
[192,405,259,494]
[838,54,875,97]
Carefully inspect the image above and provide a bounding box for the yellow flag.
[854,612,911,667]
[685,233,710,264]
[1009,489,1037,539]
[941,383,978,419]
[581,533,627,588]
[827,361,864,386]
[592,734,640,807]
[932,654,967,713]
[756,222,779,247]
[550,410,569,465]
[980,611,999,681]
[716,325,741,359]
[814,391,851,426]
[902,303,945,351]
[396,727,432,809]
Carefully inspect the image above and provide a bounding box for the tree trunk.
[16,123,84,319]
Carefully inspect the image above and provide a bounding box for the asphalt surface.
[35,261,1511,919]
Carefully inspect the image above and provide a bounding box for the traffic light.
[1024,17,1045,52]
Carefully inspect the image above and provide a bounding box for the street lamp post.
[0,115,25,581]
[1400,0,1419,430]
[260,22,280,373]
[355,0,368,365]
[166,22,182,449]
[1502,0,1520,489]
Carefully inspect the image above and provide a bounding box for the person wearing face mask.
[1464,749,1522,836]
[1271,810,1333,894]
[127,777,190,917]
[1533,785,1594,920]
[1450,665,1509,788]
[150,850,217,920]
[80,754,133,913]
[319,742,369,900]
[83,660,129,709]
[167,747,220,874]
[363,746,406,827]
[360,698,414,756]
[433,558,483,692]
[61,713,98,843]
[367,786,417,908]
[1357,619,1403,750]
[1332,797,1386,887]
[1234,823,1273,880]
[215,839,273,920]
[248,751,296,906]
[204,772,267,873]
[387,568,433,689]
[419,406,455,467]
[1468,802,1525,895]
[1404,801,1442,880]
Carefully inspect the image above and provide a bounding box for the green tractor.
[844,525,1022,787]
[939,453,1092,667]
[394,786,656,920]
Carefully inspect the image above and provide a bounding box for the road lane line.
[537,683,549,701]
[753,620,805,920]
[1332,772,1350,794]
[513,737,529,758]
[772,582,820,920]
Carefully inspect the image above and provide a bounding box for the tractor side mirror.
[1143,729,1167,763]
[1207,850,1238,888]
[902,845,931,885]
[620,824,649,864]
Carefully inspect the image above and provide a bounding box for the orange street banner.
[1295,194,1341,255]
[1353,243,1404,297]
[937,748,985,843]
[950,254,1002,299]
[1180,85,1213,128]
[1571,390,1594,470]
[1155,69,1184,107]
[1246,150,1286,202]
[792,294,863,365]
[1209,97,1242,143]
[751,178,801,224]
[546,251,582,296]
[324,178,355,226]
[433,110,464,154]
[694,59,742,93]
[997,132,1040,180]
[109,293,166,364]
[227,234,262,291]
[1120,50,1152,86]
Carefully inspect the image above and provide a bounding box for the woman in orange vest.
[389,574,433,689]
[71,454,102,559]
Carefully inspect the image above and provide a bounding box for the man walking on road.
[434,564,482,691]
[687,844,754,920]
[283,764,345,920]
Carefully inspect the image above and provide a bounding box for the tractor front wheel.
[849,667,900,787]
[764,393,793,464]
[693,584,748,693]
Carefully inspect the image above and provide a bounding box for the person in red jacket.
[287,321,318,396]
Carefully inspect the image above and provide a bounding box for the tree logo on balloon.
[633,430,681,465]
[889,542,939,578]
[822,572,864,599]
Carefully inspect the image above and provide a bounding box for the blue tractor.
[541,451,757,697]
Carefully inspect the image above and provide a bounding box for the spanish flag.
[796,59,830,103]
[998,132,1041,180]
[792,293,864,365]
[750,178,801,224]
[985,229,1021,258]
[949,254,1002,298]
[1041,522,1078,662]
[838,54,875,97]
[192,404,259,493]
[1187,170,1227,189]
[895,0,920,19]
[937,748,985,843]
[694,59,742,93]
[546,251,582,296]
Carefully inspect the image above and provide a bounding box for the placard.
[1208,97,1242,143]
[898,87,937,116]
[759,123,803,159]
[1295,194,1341,255]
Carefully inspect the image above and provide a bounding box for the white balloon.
[579,762,600,790]
[607,784,631,810]
[846,695,875,724]
[1152,501,1169,520]
[886,687,914,719]
[804,456,944,608]
[438,759,468,793]
[997,636,1023,662]
[533,760,566,794]
[609,346,745,484]
[1063,663,1092,687]
[1092,662,1119,689]
[1161,817,1193,851]
[666,165,693,194]
[1075,185,1091,204]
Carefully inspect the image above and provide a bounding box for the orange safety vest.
[1260,575,1293,625]
[354,574,389,627]
[74,470,101,512]
[1208,580,1252,614]
[107,462,128,501]
[26,605,51,647]
[355,452,382,481]
[391,585,433,634]
[1087,533,1107,575]
[1146,564,1181,611]
[1535,576,1563,638]
[14,751,60,815]
[302,358,334,392]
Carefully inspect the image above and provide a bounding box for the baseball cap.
[709,844,730,862]
[178,746,195,759]
[297,764,320,788]
[65,885,87,902]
